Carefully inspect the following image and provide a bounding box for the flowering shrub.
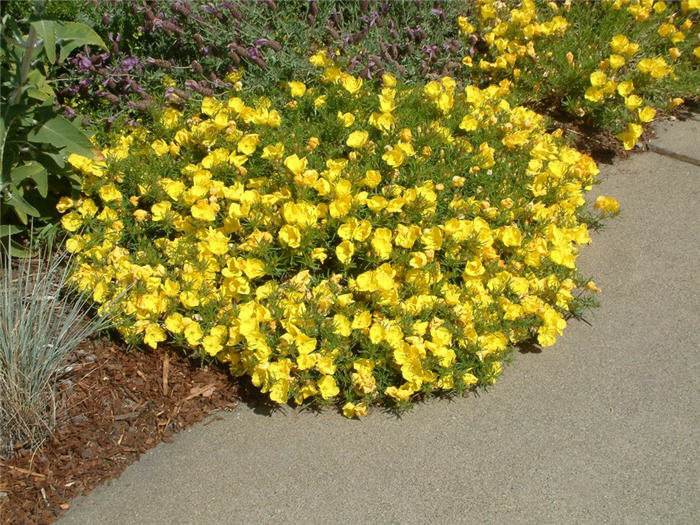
[59,60,608,416]
[54,0,696,417]
[464,0,699,147]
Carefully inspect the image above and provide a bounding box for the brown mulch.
[0,339,239,525]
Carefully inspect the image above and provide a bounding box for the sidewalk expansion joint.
[647,144,700,167]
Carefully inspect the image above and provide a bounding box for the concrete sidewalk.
[61,117,700,525]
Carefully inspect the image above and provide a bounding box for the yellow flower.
[616,80,634,97]
[202,326,228,356]
[61,211,82,232]
[151,139,169,156]
[317,375,340,399]
[311,247,328,263]
[56,196,74,213]
[336,240,355,265]
[457,16,475,34]
[151,201,171,221]
[382,147,405,167]
[624,94,643,111]
[371,228,393,259]
[261,142,285,160]
[284,154,307,176]
[462,372,479,387]
[309,49,331,67]
[459,114,479,131]
[346,130,369,149]
[279,224,302,249]
[184,321,203,346]
[638,106,656,123]
[385,384,414,401]
[161,108,181,129]
[421,227,443,250]
[589,70,607,87]
[499,225,522,247]
[237,133,260,155]
[180,290,200,309]
[584,87,603,103]
[340,74,363,94]
[287,81,307,98]
[608,54,625,69]
[409,252,428,268]
[382,73,397,87]
[203,228,229,255]
[133,209,149,222]
[190,199,218,222]
[337,111,355,127]
[165,313,185,334]
[610,34,629,54]
[314,95,327,108]
[593,195,620,214]
[362,170,381,189]
[99,184,122,202]
[144,323,166,349]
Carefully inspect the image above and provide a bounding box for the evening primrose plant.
[459,0,699,148]
[58,57,610,417]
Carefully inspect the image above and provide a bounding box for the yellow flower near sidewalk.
[318,375,340,399]
[594,196,620,214]
[637,106,656,123]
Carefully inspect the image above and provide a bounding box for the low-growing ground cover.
[1,0,698,522]
[56,0,699,417]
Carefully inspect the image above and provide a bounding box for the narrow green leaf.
[27,116,94,158]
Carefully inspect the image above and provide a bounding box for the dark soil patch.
[0,339,239,524]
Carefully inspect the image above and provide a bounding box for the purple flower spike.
[62,106,77,120]
[122,56,140,72]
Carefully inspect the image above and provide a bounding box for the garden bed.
[0,339,238,525]
[1,0,698,521]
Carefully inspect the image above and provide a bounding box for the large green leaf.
[5,192,41,223]
[31,20,56,63]
[27,116,94,158]
[0,225,22,237]
[26,69,55,102]
[11,161,48,197]
[55,22,107,63]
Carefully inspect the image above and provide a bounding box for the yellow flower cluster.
[60,58,604,416]
[469,0,698,151]
[584,1,697,149]
[462,0,569,74]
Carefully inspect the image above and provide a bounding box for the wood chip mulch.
[0,339,239,525]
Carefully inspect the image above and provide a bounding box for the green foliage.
[0,14,107,253]
[0,237,112,458]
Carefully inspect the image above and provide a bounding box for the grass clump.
[0,239,111,458]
